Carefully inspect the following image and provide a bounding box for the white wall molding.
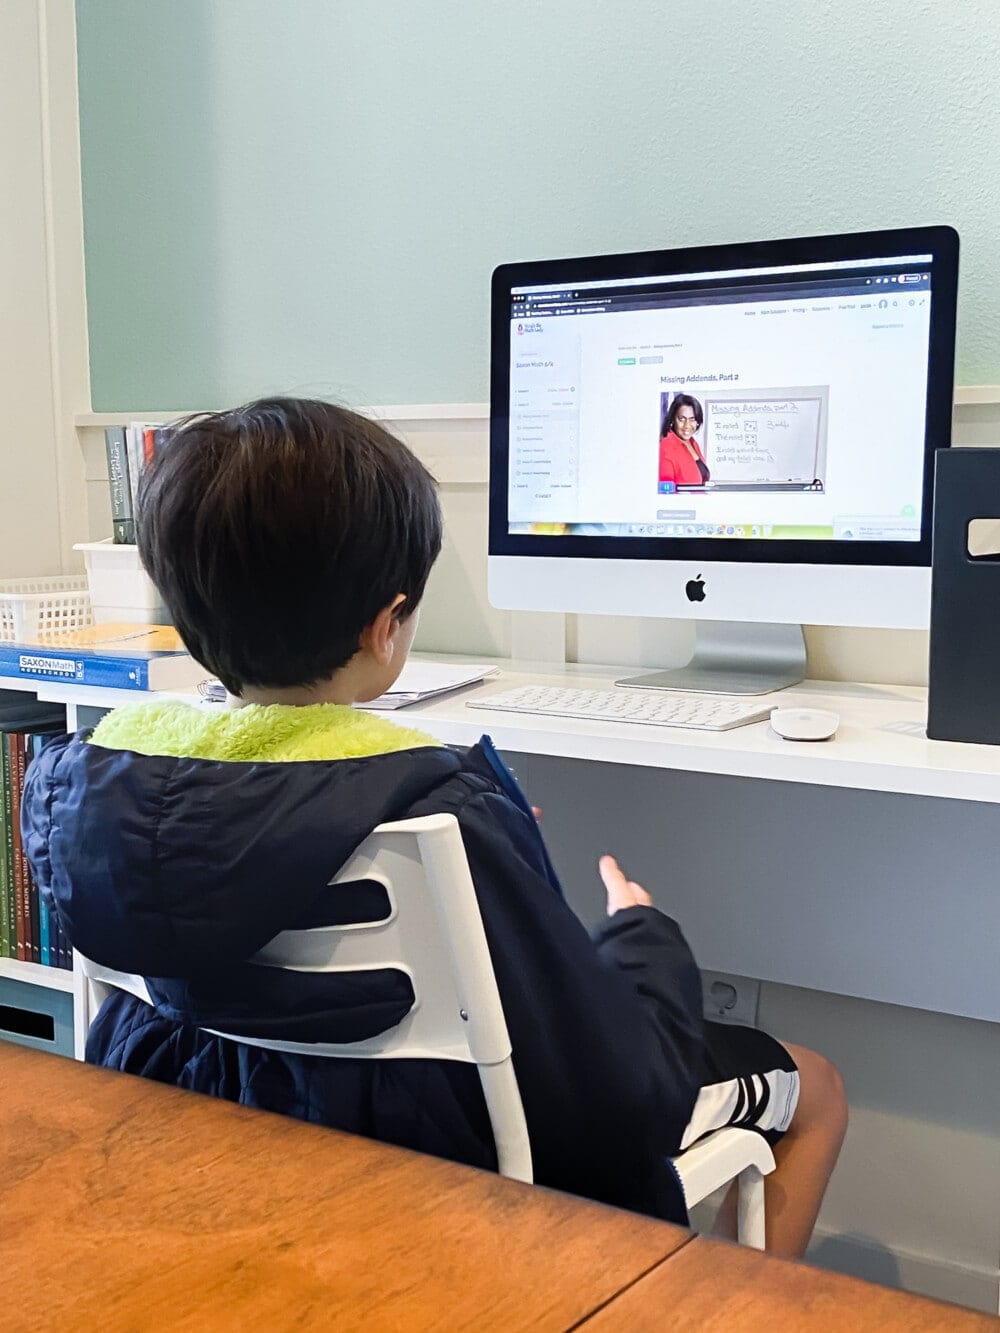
[954,386,1000,405]
[0,0,89,578]
[74,402,491,426]
[76,405,492,496]
[39,0,91,570]
[74,390,1000,425]
[805,1226,999,1316]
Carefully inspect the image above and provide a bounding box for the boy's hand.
[599,855,654,916]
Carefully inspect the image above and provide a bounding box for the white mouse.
[769,706,840,741]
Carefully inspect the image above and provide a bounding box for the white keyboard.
[466,685,775,732]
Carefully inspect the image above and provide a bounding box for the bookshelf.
[0,673,190,1059]
[1,688,74,1009]
[1,680,85,1056]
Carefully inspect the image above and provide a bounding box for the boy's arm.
[592,853,705,1073]
[447,788,704,1218]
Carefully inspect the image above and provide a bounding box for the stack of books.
[0,701,70,968]
[104,422,173,544]
[0,623,203,692]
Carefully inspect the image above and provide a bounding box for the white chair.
[79,813,774,1243]
[671,1125,774,1249]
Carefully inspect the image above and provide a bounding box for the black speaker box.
[928,447,1000,744]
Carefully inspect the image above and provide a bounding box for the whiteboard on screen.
[702,386,829,483]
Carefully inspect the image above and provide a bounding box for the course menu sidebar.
[508,319,582,524]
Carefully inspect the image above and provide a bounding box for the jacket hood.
[23,732,465,978]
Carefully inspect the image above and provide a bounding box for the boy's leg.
[712,1041,848,1258]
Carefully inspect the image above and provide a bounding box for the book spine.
[105,426,135,544]
[142,426,157,466]
[48,905,61,969]
[125,425,143,530]
[0,733,9,958]
[9,732,27,962]
[56,911,71,970]
[0,647,152,690]
[28,735,43,964]
[29,867,40,963]
[38,872,49,966]
[52,901,65,965]
[3,738,14,960]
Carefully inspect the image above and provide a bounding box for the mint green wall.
[77,1,1000,410]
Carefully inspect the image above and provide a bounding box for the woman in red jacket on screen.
[659,394,710,487]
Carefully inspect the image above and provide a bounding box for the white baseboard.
[687,1196,998,1316]
[805,1227,998,1315]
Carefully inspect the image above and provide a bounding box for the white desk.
[392,662,1000,805]
[396,660,1000,1025]
[3,658,999,1023]
[6,655,991,802]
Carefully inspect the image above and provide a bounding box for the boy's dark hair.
[137,397,442,694]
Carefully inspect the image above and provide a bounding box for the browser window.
[508,257,932,541]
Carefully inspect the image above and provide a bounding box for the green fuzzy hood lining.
[88,699,441,762]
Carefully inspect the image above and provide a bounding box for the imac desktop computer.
[488,226,959,695]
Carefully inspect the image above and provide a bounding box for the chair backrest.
[79,813,532,1182]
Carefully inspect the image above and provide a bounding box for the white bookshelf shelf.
[0,956,75,993]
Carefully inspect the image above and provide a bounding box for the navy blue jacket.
[22,732,704,1222]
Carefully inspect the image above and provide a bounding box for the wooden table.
[578,1237,999,1330]
[0,1043,685,1331]
[1,1043,994,1331]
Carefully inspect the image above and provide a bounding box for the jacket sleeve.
[593,905,705,1078]
[450,787,705,1220]
[21,732,63,911]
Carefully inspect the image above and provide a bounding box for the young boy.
[23,398,846,1255]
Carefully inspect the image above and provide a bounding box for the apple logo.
[685,574,706,603]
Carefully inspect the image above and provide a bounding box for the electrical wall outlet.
[700,970,761,1026]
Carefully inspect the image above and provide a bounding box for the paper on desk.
[366,661,499,710]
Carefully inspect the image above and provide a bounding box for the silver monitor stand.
[616,621,806,696]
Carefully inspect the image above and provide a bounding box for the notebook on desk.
[365,662,499,710]
[192,663,500,709]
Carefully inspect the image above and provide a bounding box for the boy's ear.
[360,594,408,665]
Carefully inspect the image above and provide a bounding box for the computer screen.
[488,227,958,633]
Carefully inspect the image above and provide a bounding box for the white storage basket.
[0,576,93,644]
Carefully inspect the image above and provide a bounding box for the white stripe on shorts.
[679,1066,800,1151]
